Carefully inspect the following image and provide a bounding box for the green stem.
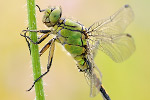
[26,0,45,100]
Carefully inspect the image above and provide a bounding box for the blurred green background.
[0,0,150,100]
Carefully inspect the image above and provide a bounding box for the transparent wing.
[84,66,102,97]
[88,5,134,35]
[93,34,135,62]
[88,5,135,62]
[84,42,102,97]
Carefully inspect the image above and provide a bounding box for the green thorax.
[53,18,89,71]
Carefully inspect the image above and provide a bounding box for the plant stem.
[26,0,45,100]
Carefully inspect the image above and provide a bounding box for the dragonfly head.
[42,6,62,27]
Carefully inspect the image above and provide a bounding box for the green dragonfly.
[21,4,135,100]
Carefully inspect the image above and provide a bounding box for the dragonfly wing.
[88,5,134,35]
[84,61,102,97]
[88,5,135,62]
[85,42,103,97]
[91,66,103,97]
[84,72,99,97]
[96,34,135,62]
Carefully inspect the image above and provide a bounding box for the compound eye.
[49,7,61,24]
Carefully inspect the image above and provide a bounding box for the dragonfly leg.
[22,28,32,54]
[37,34,50,44]
[27,38,56,91]
[22,29,51,33]
[20,30,50,44]
[20,29,51,54]
[39,38,56,56]
[21,29,51,44]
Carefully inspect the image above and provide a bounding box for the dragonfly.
[21,4,135,100]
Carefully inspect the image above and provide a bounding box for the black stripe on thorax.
[63,43,86,48]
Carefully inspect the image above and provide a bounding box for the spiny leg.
[27,38,56,91]
[20,29,51,56]
[39,38,55,56]
[22,29,51,33]
[20,29,51,44]
[21,27,32,54]
[25,35,31,55]
[38,34,50,44]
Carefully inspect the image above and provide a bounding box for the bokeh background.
[0,0,150,100]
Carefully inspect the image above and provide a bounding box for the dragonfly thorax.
[42,6,62,27]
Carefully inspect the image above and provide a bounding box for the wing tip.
[124,4,130,8]
[126,34,132,38]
